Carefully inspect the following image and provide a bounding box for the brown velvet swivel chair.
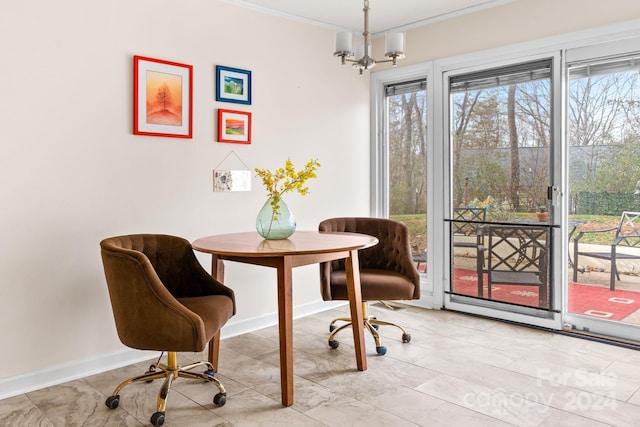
[100,234,236,427]
[319,217,420,355]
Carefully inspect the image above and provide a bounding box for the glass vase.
[256,196,296,240]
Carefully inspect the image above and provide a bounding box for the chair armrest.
[574,227,617,243]
[613,235,640,246]
[184,253,236,314]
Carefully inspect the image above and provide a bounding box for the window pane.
[450,60,551,215]
[386,81,427,274]
[568,55,640,321]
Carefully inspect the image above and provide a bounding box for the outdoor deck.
[449,246,640,325]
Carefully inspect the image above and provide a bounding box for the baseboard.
[0,348,157,401]
[0,299,343,401]
[220,299,346,340]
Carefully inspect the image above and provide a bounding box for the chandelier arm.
[376,55,401,65]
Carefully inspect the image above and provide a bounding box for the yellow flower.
[255,158,321,219]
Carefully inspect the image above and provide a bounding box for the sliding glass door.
[564,40,640,341]
[443,56,562,328]
[371,33,640,339]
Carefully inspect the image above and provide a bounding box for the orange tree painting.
[133,55,192,138]
[146,71,182,126]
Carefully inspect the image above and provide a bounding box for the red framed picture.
[217,109,252,144]
[133,55,193,138]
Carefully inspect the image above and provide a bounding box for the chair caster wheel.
[150,411,165,426]
[213,392,227,407]
[402,333,411,343]
[328,340,339,349]
[204,368,216,379]
[105,395,119,409]
[376,346,387,355]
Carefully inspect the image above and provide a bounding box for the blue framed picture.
[215,65,252,105]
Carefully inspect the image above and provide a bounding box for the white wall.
[1,0,639,398]
[0,0,370,391]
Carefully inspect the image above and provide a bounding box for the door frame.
[439,51,564,330]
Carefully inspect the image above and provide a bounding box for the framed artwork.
[218,109,252,144]
[133,55,193,138]
[216,65,251,105]
[213,170,252,192]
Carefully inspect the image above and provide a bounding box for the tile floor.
[3,304,640,426]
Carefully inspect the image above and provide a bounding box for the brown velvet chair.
[100,234,236,427]
[319,217,420,355]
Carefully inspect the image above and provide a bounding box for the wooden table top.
[192,230,378,258]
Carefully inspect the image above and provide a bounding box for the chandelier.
[333,0,406,74]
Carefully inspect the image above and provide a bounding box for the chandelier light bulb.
[385,32,405,57]
[335,32,354,56]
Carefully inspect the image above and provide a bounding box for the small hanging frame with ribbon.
[213,151,252,192]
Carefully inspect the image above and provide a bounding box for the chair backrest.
[100,234,229,352]
[452,207,486,236]
[614,211,640,247]
[318,217,420,299]
[484,225,549,275]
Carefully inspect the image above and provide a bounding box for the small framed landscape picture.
[133,55,193,138]
[217,109,252,144]
[216,65,251,105]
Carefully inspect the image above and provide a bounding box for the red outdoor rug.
[452,268,541,308]
[568,283,640,321]
[452,268,640,320]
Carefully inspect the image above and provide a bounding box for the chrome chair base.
[327,302,411,356]
[105,351,226,426]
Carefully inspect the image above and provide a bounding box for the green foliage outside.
[584,140,640,193]
[574,192,640,215]
[460,196,514,222]
[391,214,426,239]
[388,89,427,216]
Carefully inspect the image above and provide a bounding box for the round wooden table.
[192,230,378,407]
